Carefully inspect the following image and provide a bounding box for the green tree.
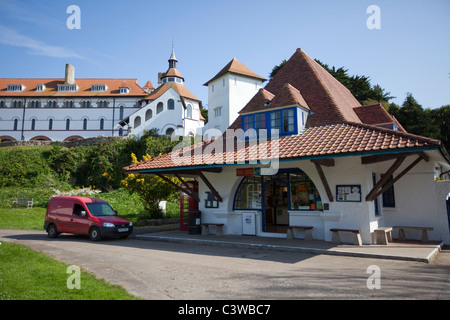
[121,153,179,219]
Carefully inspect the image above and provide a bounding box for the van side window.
[73,204,85,216]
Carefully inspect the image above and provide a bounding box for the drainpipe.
[112,97,116,137]
[21,98,26,141]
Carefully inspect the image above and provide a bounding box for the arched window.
[165,127,174,138]
[48,118,53,130]
[145,109,153,121]
[186,104,192,119]
[83,118,88,130]
[100,118,105,130]
[157,102,163,114]
[13,119,18,130]
[66,119,71,130]
[168,99,174,110]
[119,128,123,136]
[31,118,36,130]
[134,116,141,128]
[30,100,40,108]
[119,106,124,120]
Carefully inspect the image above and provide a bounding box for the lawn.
[0,241,141,300]
[0,207,46,230]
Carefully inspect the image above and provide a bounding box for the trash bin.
[188,210,201,234]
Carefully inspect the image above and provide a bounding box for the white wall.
[196,152,450,244]
[205,74,263,136]
[0,96,139,141]
[129,88,204,139]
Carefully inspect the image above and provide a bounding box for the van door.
[70,203,91,235]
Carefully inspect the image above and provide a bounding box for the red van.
[44,196,133,241]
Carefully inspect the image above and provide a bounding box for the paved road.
[1,229,449,300]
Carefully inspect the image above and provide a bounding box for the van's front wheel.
[89,227,101,241]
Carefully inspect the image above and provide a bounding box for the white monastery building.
[0,48,206,142]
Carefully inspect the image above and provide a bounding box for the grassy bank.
[0,241,141,300]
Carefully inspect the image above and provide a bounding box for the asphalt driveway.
[0,229,449,300]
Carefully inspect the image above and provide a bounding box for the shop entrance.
[264,180,289,233]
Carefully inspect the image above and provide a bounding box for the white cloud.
[0,25,87,60]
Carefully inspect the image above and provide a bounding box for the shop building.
[124,49,450,244]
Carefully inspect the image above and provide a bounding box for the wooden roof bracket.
[365,152,429,202]
[311,159,335,202]
[194,170,223,202]
[365,155,406,202]
[370,154,427,201]
[155,173,199,202]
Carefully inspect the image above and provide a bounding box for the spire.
[169,41,177,69]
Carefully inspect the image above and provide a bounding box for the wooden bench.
[330,228,362,246]
[372,227,393,245]
[393,226,433,242]
[11,198,33,209]
[201,223,224,236]
[286,226,313,241]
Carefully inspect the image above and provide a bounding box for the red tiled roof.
[263,49,362,127]
[353,103,406,132]
[0,78,147,97]
[123,122,441,173]
[269,83,310,110]
[143,82,200,102]
[203,58,266,86]
[143,80,154,90]
[238,88,275,114]
[163,68,184,80]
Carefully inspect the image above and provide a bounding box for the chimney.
[158,72,165,85]
[65,64,75,84]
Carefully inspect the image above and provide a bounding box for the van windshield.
[85,202,116,217]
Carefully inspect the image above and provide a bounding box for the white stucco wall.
[205,74,263,136]
[127,88,203,138]
[196,151,450,244]
[0,96,140,141]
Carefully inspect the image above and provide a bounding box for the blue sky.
[0,0,449,109]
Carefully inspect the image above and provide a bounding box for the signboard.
[336,185,361,202]
[236,168,261,176]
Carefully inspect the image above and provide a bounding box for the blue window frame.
[241,107,297,136]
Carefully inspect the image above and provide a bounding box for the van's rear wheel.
[47,224,58,238]
[89,227,101,241]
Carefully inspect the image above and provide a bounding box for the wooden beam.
[313,161,334,202]
[156,173,199,202]
[365,155,406,201]
[311,158,335,167]
[361,152,416,165]
[174,174,198,198]
[372,155,425,200]
[194,170,223,202]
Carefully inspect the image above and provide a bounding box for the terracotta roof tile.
[203,58,266,86]
[0,78,147,97]
[123,122,441,173]
[263,49,362,127]
[143,82,200,102]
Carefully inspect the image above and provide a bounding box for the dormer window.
[91,84,108,92]
[242,107,301,137]
[7,84,25,92]
[120,87,130,94]
[58,84,78,92]
[36,84,46,92]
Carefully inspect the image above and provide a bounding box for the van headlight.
[103,222,115,227]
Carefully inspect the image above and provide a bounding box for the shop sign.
[236,167,261,176]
